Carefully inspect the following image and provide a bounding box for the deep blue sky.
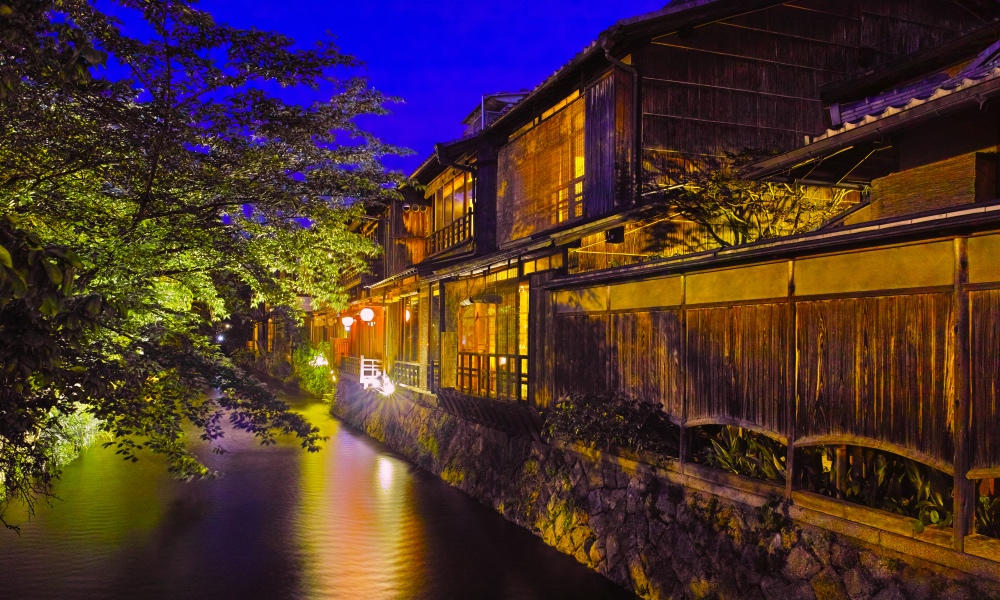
[195,0,669,175]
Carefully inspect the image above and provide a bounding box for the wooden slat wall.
[686,304,789,436]
[614,65,635,207]
[796,294,953,465]
[635,0,990,172]
[585,70,616,218]
[608,311,684,419]
[553,314,610,399]
[971,289,1000,471]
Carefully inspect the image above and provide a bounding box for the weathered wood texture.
[584,71,616,219]
[870,153,978,221]
[796,294,954,464]
[686,304,790,437]
[551,289,963,466]
[971,289,1000,471]
[636,0,990,176]
[553,314,611,398]
[608,311,684,419]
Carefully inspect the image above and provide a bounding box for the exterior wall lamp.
[360,307,376,326]
[341,315,355,332]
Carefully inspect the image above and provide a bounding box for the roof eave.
[744,75,1000,182]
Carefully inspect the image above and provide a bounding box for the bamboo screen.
[796,294,953,466]
[497,94,585,244]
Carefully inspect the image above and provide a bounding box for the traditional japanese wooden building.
[324,0,996,402]
[317,0,1000,581]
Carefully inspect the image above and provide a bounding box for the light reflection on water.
[0,395,635,600]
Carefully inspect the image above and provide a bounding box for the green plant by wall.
[543,392,679,457]
[291,342,334,396]
[976,483,1000,539]
[799,446,954,533]
[693,425,787,484]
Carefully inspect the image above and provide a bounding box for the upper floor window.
[497,91,585,243]
[433,171,475,232]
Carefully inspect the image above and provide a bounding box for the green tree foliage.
[0,0,397,527]
[643,150,854,250]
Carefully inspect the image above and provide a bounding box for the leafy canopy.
[0,0,399,527]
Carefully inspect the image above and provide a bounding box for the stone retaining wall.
[332,379,1000,600]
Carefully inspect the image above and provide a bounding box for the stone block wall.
[332,380,1000,600]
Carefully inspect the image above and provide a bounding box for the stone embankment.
[332,380,1000,600]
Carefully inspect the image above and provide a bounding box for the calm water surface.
[0,394,634,600]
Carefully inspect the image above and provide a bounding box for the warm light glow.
[341,315,355,330]
[311,355,329,367]
[378,457,394,491]
[499,356,507,366]
[377,377,396,397]
[404,309,411,322]
[359,307,375,322]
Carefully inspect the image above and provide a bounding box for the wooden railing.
[340,356,360,377]
[457,352,528,402]
[427,212,473,256]
[360,356,383,388]
[391,361,420,388]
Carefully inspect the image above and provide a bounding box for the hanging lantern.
[360,307,376,323]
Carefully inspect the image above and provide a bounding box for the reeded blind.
[497,95,585,243]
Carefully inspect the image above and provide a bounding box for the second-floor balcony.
[427,211,473,257]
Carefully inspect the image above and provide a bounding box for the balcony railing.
[391,361,420,388]
[427,212,473,256]
[457,352,528,403]
[340,356,360,377]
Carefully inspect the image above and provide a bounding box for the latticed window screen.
[447,269,528,401]
[498,93,585,243]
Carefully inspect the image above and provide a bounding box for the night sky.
[194,0,670,175]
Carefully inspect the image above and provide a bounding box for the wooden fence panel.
[608,311,684,420]
[796,293,953,467]
[971,289,1000,473]
[553,314,609,399]
[686,303,790,438]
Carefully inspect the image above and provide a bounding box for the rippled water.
[0,395,634,600]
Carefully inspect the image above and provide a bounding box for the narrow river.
[0,394,634,600]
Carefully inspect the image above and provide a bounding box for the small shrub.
[692,425,787,484]
[268,360,293,380]
[291,342,334,396]
[543,392,679,457]
[230,348,255,369]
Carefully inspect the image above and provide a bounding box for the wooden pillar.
[786,260,797,500]
[953,237,973,551]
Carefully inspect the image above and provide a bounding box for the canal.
[0,393,635,600]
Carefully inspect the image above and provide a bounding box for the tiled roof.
[819,39,1000,142]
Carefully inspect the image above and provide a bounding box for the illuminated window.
[498,92,585,242]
